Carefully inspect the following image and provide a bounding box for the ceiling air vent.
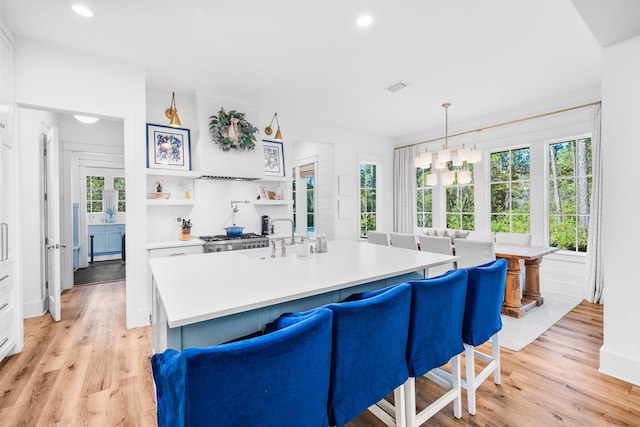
[385,81,409,93]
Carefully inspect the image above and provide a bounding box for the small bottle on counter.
[316,233,327,253]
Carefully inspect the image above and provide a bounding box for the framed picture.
[263,140,285,177]
[257,185,269,200]
[146,123,191,171]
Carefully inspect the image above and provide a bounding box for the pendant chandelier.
[415,102,481,186]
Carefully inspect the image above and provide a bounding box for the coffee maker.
[261,215,271,235]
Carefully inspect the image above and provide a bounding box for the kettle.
[261,215,271,236]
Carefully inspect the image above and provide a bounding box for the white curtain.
[393,146,416,233]
[585,104,603,304]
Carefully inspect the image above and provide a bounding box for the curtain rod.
[396,100,601,150]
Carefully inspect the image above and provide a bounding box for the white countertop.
[146,239,205,250]
[149,240,458,328]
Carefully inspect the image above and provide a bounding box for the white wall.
[600,34,640,386]
[292,140,335,239]
[144,88,395,242]
[13,38,148,328]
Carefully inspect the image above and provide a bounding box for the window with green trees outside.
[416,167,433,228]
[360,162,377,237]
[548,137,591,252]
[446,165,475,230]
[86,175,105,213]
[490,147,530,233]
[114,177,126,212]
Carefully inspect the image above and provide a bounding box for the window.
[416,167,433,228]
[360,162,377,237]
[306,175,315,235]
[548,137,591,252]
[293,163,316,236]
[114,177,126,212]
[86,175,105,213]
[446,165,475,230]
[292,169,297,231]
[490,148,530,233]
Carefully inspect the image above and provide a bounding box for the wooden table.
[494,243,559,318]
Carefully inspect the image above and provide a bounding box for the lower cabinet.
[148,242,204,347]
[0,261,16,362]
[87,224,126,258]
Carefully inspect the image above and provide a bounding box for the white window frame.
[544,133,592,254]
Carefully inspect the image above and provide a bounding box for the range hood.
[197,175,261,181]
[195,94,265,181]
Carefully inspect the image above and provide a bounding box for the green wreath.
[209,108,259,151]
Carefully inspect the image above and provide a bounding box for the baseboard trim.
[23,299,46,318]
[599,345,640,386]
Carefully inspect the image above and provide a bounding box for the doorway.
[20,107,126,321]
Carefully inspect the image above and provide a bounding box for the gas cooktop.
[199,233,270,252]
[199,233,265,242]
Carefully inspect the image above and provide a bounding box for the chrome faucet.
[269,218,295,245]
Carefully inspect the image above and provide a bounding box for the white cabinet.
[148,241,203,350]
[0,23,18,362]
[0,262,15,360]
[148,243,204,259]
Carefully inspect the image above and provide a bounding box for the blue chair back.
[405,269,468,377]
[326,284,412,426]
[151,308,333,427]
[463,259,508,346]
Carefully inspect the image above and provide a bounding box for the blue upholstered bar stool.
[326,284,412,427]
[403,269,469,425]
[462,259,507,415]
[151,308,333,427]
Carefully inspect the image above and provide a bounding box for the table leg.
[523,257,544,305]
[501,257,526,318]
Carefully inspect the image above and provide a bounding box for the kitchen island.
[150,240,458,352]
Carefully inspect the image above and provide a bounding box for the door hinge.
[44,192,47,201]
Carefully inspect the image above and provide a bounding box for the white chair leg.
[394,385,407,427]
[464,343,477,415]
[404,378,417,427]
[451,354,462,419]
[492,333,501,384]
[368,384,408,427]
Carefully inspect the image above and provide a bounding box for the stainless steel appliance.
[199,233,270,253]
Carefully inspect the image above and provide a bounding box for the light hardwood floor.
[0,281,638,426]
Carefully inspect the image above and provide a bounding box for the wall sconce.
[165,92,182,127]
[264,112,283,141]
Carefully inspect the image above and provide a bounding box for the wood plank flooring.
[0,281,156,426]
[0,281,638,426]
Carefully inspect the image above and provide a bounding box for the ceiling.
[2,0,605,139]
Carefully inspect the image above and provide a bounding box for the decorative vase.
[157,184,163,192]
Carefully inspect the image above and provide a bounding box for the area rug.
[499,291,583,351]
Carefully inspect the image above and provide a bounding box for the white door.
[44,126,62,321]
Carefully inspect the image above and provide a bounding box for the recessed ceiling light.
[74,115,99,124]
[356,15,373,27]
[72,4,94,18]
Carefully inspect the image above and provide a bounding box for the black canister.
[261,215,271,235]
